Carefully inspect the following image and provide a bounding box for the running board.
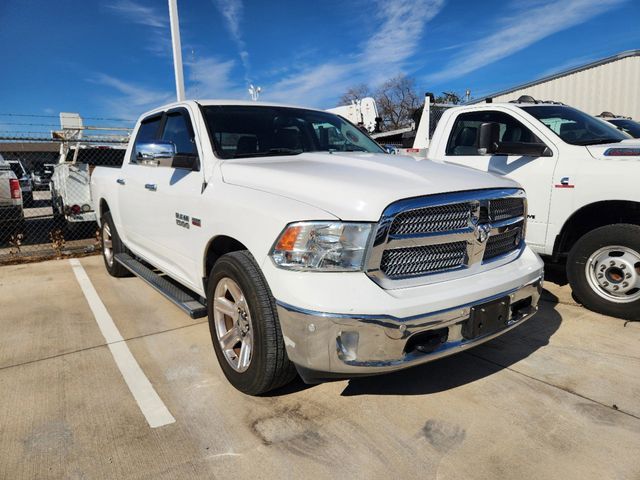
[114,253,207,319]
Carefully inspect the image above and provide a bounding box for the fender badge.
[554,176,575,188]
[192,218,201,227]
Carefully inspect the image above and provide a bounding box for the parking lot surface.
[1,256,639,479]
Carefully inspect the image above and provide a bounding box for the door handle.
[144,183,157,191]
[116,178,126,185]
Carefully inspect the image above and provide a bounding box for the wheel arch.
[202,235,250,289]
[99,198,110,221]
[553,200,640,258]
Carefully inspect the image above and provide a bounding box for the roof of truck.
[139,99,326,119]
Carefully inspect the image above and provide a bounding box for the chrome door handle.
[144,183,157,191]
[116,178,126,185]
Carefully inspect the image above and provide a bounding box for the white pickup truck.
[0,155,24,240]
[396,96,640,320]
[91,100,543,394]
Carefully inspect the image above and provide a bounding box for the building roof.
[469,49,640,104]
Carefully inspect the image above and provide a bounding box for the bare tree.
[374,75,420,130]
[338,84,371,105]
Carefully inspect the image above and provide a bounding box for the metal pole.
[168,0,185,101]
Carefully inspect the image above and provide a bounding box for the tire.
[100,212,131,277]
[206,250,297,395]
[567,224,640,320]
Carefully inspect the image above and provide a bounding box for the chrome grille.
[489,197,525,222]
[380,242,467,278]
[366,189,527,288]
[389,203,471,235]
[483,224,523,260]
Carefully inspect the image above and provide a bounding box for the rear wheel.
[207,251,296,395]
[101,212,131,277]
[567,224,640,320]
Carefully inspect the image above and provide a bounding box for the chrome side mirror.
[135,141,176,166]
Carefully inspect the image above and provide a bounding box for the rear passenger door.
[442,109,558,250]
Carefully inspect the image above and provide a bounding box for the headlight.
[270,222,373,271]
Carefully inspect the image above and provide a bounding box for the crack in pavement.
[466,350,640,422]
[0,320,208,373]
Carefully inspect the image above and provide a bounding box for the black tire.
[567,224,640,320]
[101,212,131,277]
[207,250,297,395]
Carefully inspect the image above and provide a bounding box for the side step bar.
[114,253,207,319]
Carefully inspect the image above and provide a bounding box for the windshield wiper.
[266,148,303,155]
[232,148,303,159]
[575,138,623,146]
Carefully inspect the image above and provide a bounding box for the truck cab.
[426,97,640,320]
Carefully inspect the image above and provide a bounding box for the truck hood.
[220,152,518,220]
[586,139,640,160]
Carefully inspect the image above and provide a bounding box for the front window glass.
[446,110,542,156]
[161,113,197,155]
[522,105,627,146]
[202,105,384,159]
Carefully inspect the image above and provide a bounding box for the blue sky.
[0,0,638,129]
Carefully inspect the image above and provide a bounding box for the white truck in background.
[50,112,129,229]
[91,100,543,394]
[326,97,381,133]
[0,155,24,240]
[388,95,640,320]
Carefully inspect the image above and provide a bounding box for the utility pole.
[168,0,185,101]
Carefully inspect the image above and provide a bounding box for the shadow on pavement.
[340,301,562,396]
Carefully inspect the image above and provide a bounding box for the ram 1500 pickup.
[91,100,543,394]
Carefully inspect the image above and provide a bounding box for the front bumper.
[276,277,542,381]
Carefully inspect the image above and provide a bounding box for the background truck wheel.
[101,212,131,278]
[567,224,640,320]
[207,250,297,395]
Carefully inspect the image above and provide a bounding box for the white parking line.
[69,258,176,428]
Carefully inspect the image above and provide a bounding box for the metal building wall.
[489,54,640,119]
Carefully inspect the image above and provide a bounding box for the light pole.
[248,84,262,101]
[168,0,185,101]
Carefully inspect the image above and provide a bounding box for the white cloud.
[425,0,626,83]
[89,73,174,119]
[262,0,445,107]
[185,56,244,99]
[105,0,167,29]
[211,0,250,80]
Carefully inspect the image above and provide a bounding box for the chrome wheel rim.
[103,223,114,267]
[585,245,640,304]
[213,277,253,372]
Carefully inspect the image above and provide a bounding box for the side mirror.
[135,141,176,166]
[477,122,500,155]
[135,141,199,170]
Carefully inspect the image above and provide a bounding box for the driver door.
[442,110,558,250]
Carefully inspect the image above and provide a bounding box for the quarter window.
[446,111,542,156]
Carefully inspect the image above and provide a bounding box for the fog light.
[81,204,91,213]
[337,331,359,361]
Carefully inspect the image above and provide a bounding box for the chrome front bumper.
[276,278,542,381]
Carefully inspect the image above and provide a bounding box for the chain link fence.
[1,135,128,265]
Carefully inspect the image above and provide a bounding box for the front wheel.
[207,251,296,395]
[567,224,640,320]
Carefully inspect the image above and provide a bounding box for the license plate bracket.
[462,296,511,340]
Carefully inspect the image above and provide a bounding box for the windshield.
[608,119,640,138]
[202,105,384,159]
[521,105,628,146]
